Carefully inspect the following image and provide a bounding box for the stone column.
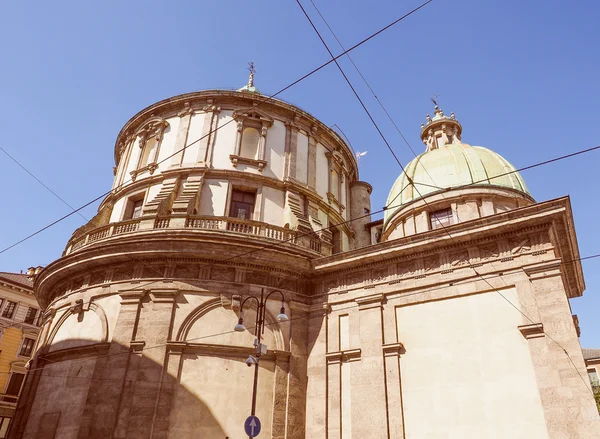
[271,354,290,439]
[285,302,309,439]
[286,123,299,180]
[383,343,405,439]
[74,289,145,439]
[351,294,388,438]
[112,288,178,439]
[152,342,186,439]
[305,304,329,439]
[307,128,317,189]
[203,104,220,167]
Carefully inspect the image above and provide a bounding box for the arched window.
[239,127,260,160]
[230,108,273,171]
[130,118,169,181]
[139,136,159,168]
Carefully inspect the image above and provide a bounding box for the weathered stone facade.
[9,90,600,438]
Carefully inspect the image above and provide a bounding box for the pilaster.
[170,104,193,167]
[351,294,387,438]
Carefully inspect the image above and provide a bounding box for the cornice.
[313,198,571,276]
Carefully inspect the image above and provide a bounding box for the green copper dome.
[384,142,530,227]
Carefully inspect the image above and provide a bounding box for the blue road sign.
[244,415,261,437]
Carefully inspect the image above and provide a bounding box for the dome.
[384,107,530,228]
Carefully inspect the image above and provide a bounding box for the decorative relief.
[396,263,414,278]
[424,255,439,273]
[324,279,337,293]
[346,271,364,287]
[70,277,84,291]
[247,271,268,285]
[509,237,531,255]
[479,243,499,260]
[371,267,388,282]
[210,267,235,282]
[175,265,199,279]
[113,268,132,282]
[89,271,105,286]
[143,265,165,278]
[450,250,470,267]
[270,274,296,291]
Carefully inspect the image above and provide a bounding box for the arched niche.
[177,298,285,351]
[46,302,108,352]
[171,297,283,439]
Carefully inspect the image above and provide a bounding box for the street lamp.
[234,288,288,434]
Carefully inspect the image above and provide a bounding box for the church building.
[9,74,600,438]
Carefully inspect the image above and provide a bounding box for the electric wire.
[0,146,87,222]
[19,249,600,381]
[1,0,594,393]
[295,0,596,395]
[0,0,434,256]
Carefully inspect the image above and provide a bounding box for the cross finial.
[247,61,256,87]
[430,93,440,108]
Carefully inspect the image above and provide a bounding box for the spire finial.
[430,93,440,107]
[247,61,256,88]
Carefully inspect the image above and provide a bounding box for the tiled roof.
[0,272,33,289]
[582,348,600,361]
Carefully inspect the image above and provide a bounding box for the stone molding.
[382,342,405,357]
[319,229,553,296]
[148,288,178,303]
[355,294,385,310]
[38,342,111,363]
[523,260,562,280]
[326,348,361,364]
[165,341,291,362]
[518,323,545,339]
[130,340,146,352]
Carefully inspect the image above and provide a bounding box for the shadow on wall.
[9,338,230,439]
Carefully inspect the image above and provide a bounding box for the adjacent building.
[0,272,42,438]
[9,76,600,438]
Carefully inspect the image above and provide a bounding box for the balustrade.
[65,215,323,256]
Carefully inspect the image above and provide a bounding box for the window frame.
[129,118,169,181]
[230,109,273,171]
[1,302,17,319]
[229,189,257,221]
[429,207,455,230]
[4,372,25,397]
[23,307,38,325]
[122,192,146,221]
[0,416,11,438]
[18,337,35,357]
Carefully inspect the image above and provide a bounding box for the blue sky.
[1,0,599,346]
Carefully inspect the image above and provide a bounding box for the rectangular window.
[36,311,44,327]
[5,373,25,396]
[24,307,38,325]
[430,207,454,230]
[19,338,35,357]
[2,302,17,319]
[123,196,145,220]
[0,416,10,438]
[230,190,255,221]
[588,369,599,386]
[332,227,342,254]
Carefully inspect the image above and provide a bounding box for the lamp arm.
[264,290,285,303]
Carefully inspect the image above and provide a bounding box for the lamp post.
[234,288,288,435]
